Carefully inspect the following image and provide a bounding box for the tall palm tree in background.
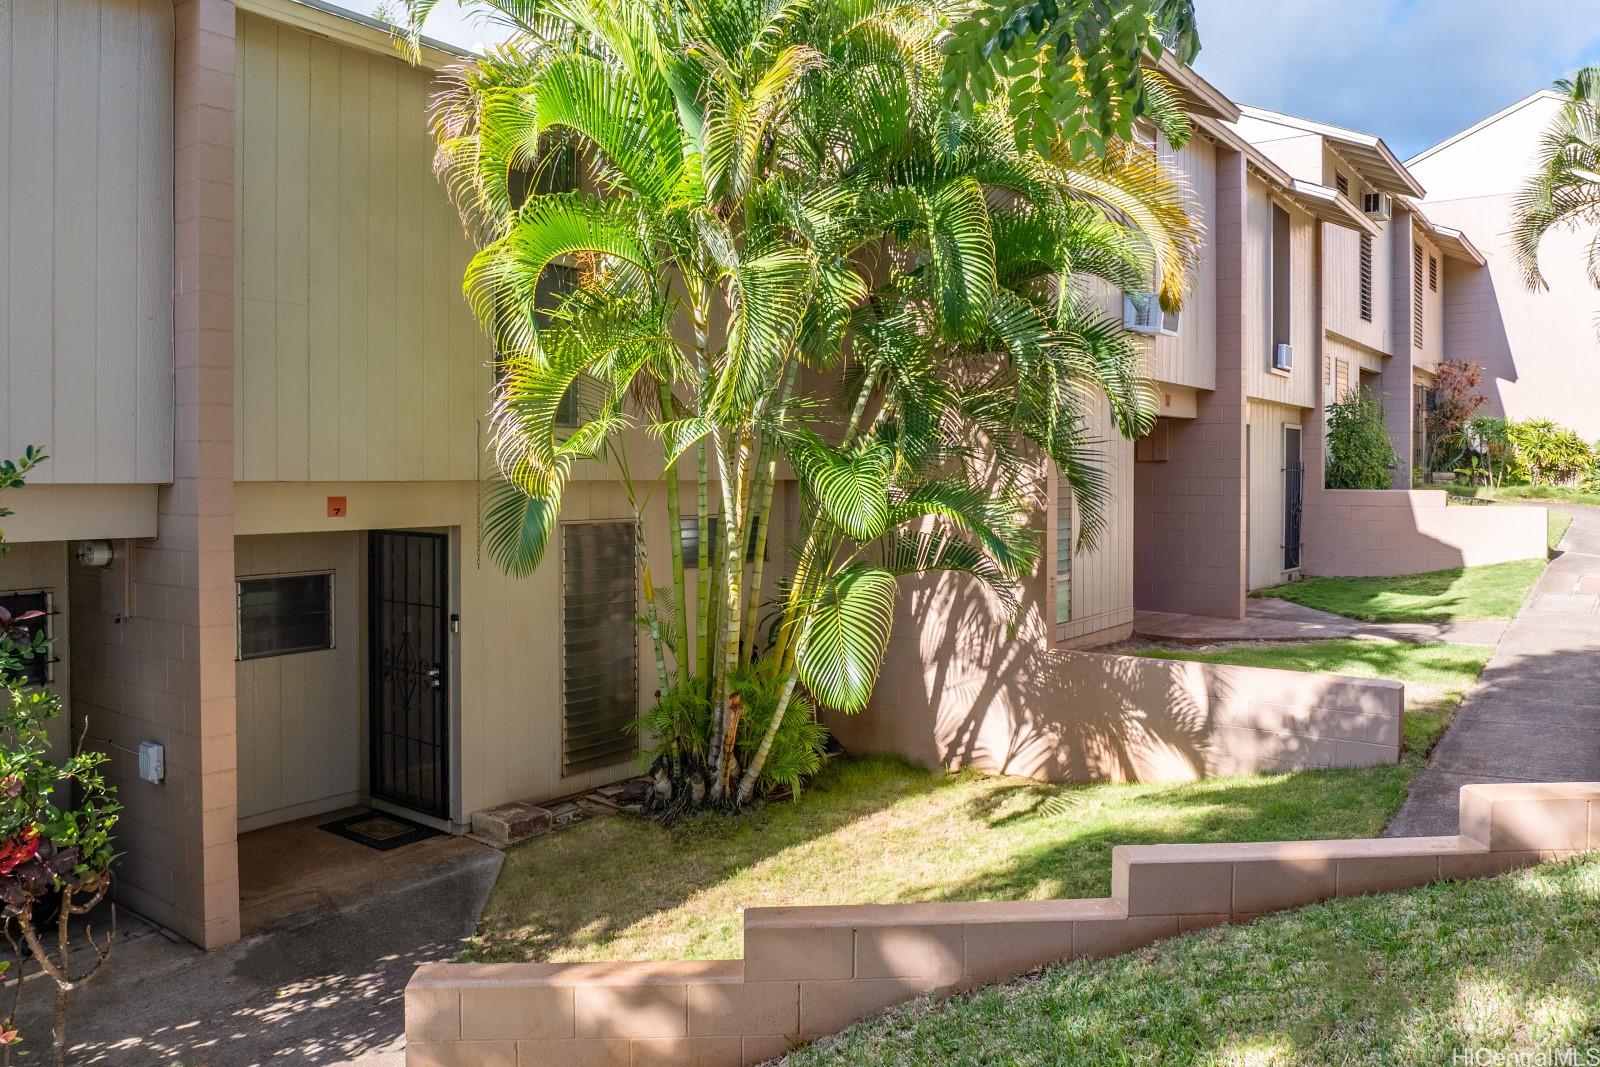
[395,0,1201,810]
[1512,66,1600,301]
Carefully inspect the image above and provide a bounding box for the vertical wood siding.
[1245,400,1302,590]
[235,532,363,829]
[233,13,491,482]
[1053,398,1135,644]
[1144,135,1217,392]
[1243,179,1317,408]
[0,0,174,484]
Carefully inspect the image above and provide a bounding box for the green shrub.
[1325,387,1398,490]
[1506,418,1593,486]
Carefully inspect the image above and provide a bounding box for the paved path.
[1389,504,1600,837]
[1135,597,1508,647]
[25,836,502,1065]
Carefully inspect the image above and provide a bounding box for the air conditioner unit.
[1122,292,1161,335]
[1362,192,1392,221]
[1273,342,1294,371]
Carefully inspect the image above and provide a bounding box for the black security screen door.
[369,531,450,818]
[1283,427,1304,571]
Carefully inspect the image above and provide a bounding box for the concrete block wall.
[837,636,1404,785]
[1301,489,1547,577]
[405,782,1600,1067]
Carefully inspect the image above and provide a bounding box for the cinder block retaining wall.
[405,782,1600,1067]
[1302,489,1547,577]
[831,647,1406,784]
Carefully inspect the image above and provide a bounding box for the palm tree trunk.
[657,383,690,667]
[711,433,751,801]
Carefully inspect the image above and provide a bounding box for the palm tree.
[1511,66,1600,295]
[397,0,1200,809]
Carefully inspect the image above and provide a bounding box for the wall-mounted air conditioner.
[1123,292,1161,335]
[1273,342,1294,371]
[1362,192,1392,221]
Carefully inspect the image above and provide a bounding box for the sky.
[340,0,1600,160]
[1191,0,1600,159]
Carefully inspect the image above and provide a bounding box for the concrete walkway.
[23,833,502,1065]
[1135,596,1508,647]
[1389,504,1600,837]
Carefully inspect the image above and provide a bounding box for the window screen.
[678,515,764,566]
[237,573,334,660]
[0,591,52,686]
[1271,204,1292,353]
[1055,478,1072,625]
[562,522,639,775]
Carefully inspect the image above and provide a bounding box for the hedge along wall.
[405,782,1600,1067]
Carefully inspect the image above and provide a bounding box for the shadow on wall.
[1301,489,1546,578]
[829,563,1403,786]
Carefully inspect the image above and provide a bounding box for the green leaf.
[479,476,563,578]
[787,432,892,541]
[797,564,898,713]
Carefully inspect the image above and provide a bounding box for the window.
[562,522,638,775]
[679,515,764,565]
[0,591,52,686]
[1358,234,1374,322]
[1429,254,1438,292]
[1412,245,1425,349]
[237,573,334,660]
[1054,478,1072,625]
[494,264,581,425]
[1335,172,1349,197]
[1413,383,1429,467]
[507,144,580,208]
[1271,203,1292,363]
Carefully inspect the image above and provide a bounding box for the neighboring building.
[0,0,1556,952]
[1408,91,1600,442]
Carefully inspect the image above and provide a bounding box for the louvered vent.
[1359,235,1374,322]
[562,522,639,775]
[1429,254,1438,292]
[1413,246,1425,349]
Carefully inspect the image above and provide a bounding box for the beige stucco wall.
[233,12,493,483]
[1410,93,1600,441]
[1301,490,1546,577]
[0,0,175,485]
[234,532,363,830]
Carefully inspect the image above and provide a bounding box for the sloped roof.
[1406,89,1567,167]
[1236,104,1425,199]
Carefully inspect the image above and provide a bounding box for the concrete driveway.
[21,836,501,1065]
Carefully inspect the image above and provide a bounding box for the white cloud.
[1191,0,1600,157]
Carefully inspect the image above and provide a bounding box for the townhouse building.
[0,0,1571,952]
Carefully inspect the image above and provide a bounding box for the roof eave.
[1288,180,1382,236]
[237,0,471,69]
[1151,53,1241,123]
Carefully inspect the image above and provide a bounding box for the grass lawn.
[782,853,1600,1066]
[1443,481,1600,508]
[1550,510,1575,552]
[468,641,1488,965]
[1253,558,1545,622]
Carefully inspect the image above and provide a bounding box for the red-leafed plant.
[0,449,121,1067]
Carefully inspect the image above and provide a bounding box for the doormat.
[320,810,442,852]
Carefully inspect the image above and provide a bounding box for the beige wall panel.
[0,0,174,484]
[1144,134,1217,391]
[1243,181,1317,408]
[1245,400,1302,591]
[1052,398,1135,646]
[233,13,492,482]
[234,532,362,830]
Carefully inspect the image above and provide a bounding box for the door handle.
[427,665,442,689]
